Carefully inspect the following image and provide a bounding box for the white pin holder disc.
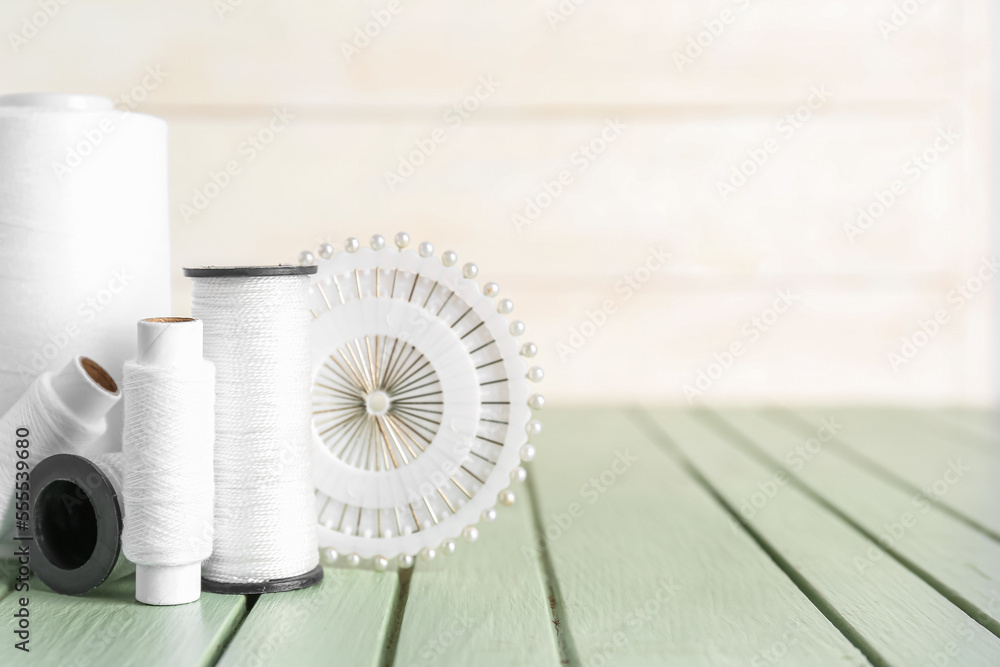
[300,234,545,569]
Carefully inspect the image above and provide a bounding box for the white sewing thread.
[91,452,126,497]
[0,356,119,537]
[121,337,215,574]
[85,452,137,585]
[0,94,170,449]
[192,274,319,584]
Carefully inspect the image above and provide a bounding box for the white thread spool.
[0,356,120,538]
[122,318,215,606]
[0,94,170,450]
[185,266,322,594]
[30,452,135,595]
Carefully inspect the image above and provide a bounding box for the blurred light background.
[1,0,991,405]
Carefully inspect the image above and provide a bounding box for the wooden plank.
[392,497,561,667]
[878,409,999,457]
[791,408,1000,539]
[795,408,999,466]
[936,409,997,441]
[644,408,1000,666]
[718,408,1000,635]
[529,408,868,666]
[215,566,397,667]
[0,557,16,601]
[801,409,998,456]
[0,575,245,665]
[823,408,1000,459]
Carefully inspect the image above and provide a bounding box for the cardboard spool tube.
[51,355,120,425]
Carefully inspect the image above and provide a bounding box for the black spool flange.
[183,265,317,278]
[201,565,324,595]
[30,454,123,596]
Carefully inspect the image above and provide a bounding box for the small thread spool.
[122,317,215,606]
[0,356,120,538]
[30,452,134,595]
[184,265,322,594]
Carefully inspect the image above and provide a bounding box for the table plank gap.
[391,489,562,667]
[640,407,1000,666]
[0,575,246,666]
[204,594,258,667]
[532,408,867,666]
[630,409,889,667]
[775,408,1000,543]
[714,408,1000,639]
[524,470,582,666]
[214,568,398,667]
[378,565,412,667]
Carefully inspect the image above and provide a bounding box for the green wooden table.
[2,408,999,666]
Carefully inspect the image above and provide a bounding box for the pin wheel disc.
[302,237,542,563]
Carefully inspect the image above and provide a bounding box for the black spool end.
[30,454,123,596]
[183,265,317,277]
[201,565,324,596]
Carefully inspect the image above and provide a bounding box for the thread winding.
[121,360,215,570]
[0,95,170,449]
[191,274,319,584]
[92,452,125,495]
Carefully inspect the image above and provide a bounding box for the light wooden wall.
[1,0,991,404]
